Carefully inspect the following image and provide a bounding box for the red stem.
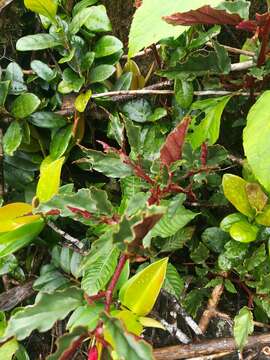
[257,14,270,66]
[105,253,128,312]
[200,142,208,166]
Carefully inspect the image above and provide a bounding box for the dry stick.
[152,312,191,344]
[188,351,234,360]
[153,333,270,360]
[47,220,86,253]
[206,42,255,57]
[161,290,202,336]
[199,282,225,334]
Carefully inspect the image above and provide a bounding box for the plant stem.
[105,253,128,312]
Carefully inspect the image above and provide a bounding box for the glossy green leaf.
[156,226,195,253]
[189,95,231,149]
[101,313,154,359]
[0,338,19,360]
[0,81,10,106]
[119,258,168,316]
[0,219,44,258]
[67,303,103,332]
[202,227,229,253]
[30,60,56,82]
[174,79,193,109]
[128,0,223,57]
[243,91,270,193]
[220,213,247,232]
[75,90,92,112]
[70,5,111,34]
[3,121,22,156]
[47,327,87,360]
[94,35,123,58]
[233,306,254,350]
[58,69,85,94]
[50,125,73,159]
[29,112,66,129]
[122,99,152,123]
[89,64,116,83]
[3,287,83,341]
[36,157,65,203]
[229,220,259,243]
[24,0,57,20]
[81,247,119,295]
[222,174,254,217]
[113,72,132,91]
[0,255,18,276]
[4,62,26,95]
[163,263,184,298]
[11,93,40,119]
[16,34,61,51]
[33,265,70,293]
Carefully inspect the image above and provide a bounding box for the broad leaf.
[16,34,61,51]
[229,220,259,243]
[233,306,254,350]
[222,174,254,218]
[67,303,103,332]
[119,258,168,316]
[11,93,40,119]
[163,263,184,298]
[29,112,66,128]
[70,5,111,34]
[47,327,87,360]
[101,313,154,359]
[50,125,73,159]
[24,0,57,20]
[36,157,65,203]
[30,60,56,82]
[3,287,83,341]
[245,183,268,213]
[220,213,247,232]
[4,62,26,95]
[128,0,223,57]
[256,205,270,226]
[75,90,92,112]
[0,338,19,360]
[0,81,10,106]
[89,65,116,83]
[189,95,231,149]
[3,121,22,156]
[0,219,44,258]
[243,91,270,193]
[81,247,119,296]
[94,35,123,58]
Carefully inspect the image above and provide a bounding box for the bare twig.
[153,333,270,360]
[206,42,255,57]
[47,220,86,254]
[0,280,35,311]
[188,352,234,360]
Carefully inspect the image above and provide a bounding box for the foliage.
[1,0,270,358]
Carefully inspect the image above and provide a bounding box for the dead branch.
[0,280,35,311]
[153,333,270,360]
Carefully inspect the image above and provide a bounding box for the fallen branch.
[0,280,35,311]
[153,333,270,360]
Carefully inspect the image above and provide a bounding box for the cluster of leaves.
[2,0,270,358]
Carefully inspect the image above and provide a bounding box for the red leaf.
[236,20,257,32]
[67,206,92,219]
[160,116,191,167]
[163,5,242,26]
[88,346,98,360]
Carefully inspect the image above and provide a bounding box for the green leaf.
[156,226,195,253]
[67,303,103,332]
[4,62,27,95]
[36,157,65,203]
[122,99,152,123]
[75,90,92,112]
[84,5,111,32]
[0,255,18,276]
[243,91,270,193]
[202,227,229,253]
[217,0,251,19]
[0,219,44,258]
[128,0,223,57]
[29,112,66,128]
[101,313,154,359]
[150,195,198,238]
[11,93,40,119]
[113,72,132,91]
[256,205,270,226]
[213,41,231,73]
[30,60,56,82]
[24,0,57,20]
[229,220,259,243]
[16,34,61,51]
[81,247,119,296]
[0,81,10,106]
[220,213,247,232]
[233,306,254,350]
[191,242,210,264]
[3,121,22,156]
[33,265,70,293]
[58,69,85,94]
[72,0,98,16]
[189,95,232,149]
[119,258,168,316]
[0,338,19,360]
[50,125,73,159]
[94,35,123,58]
[224,279,237,294]
[3,287,83,341]
[89,64,116,83]
[163,263,184,298]
[79,148,133,178]
[47,327,87,360]
[244,244,266,271]
[174,79,193,109]
[222,174,254,217]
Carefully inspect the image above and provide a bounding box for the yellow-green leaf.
[119,258,168,316]
[256,205,270,226]
[229,221,259,243]
[112,310,143,336]
[24,0,57,21]
[0,338,19,360]
[74,90,92,113]
[36,156,65,203]
[139,316,165,330]
[0,203,40,233]
[222,174,254,218]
